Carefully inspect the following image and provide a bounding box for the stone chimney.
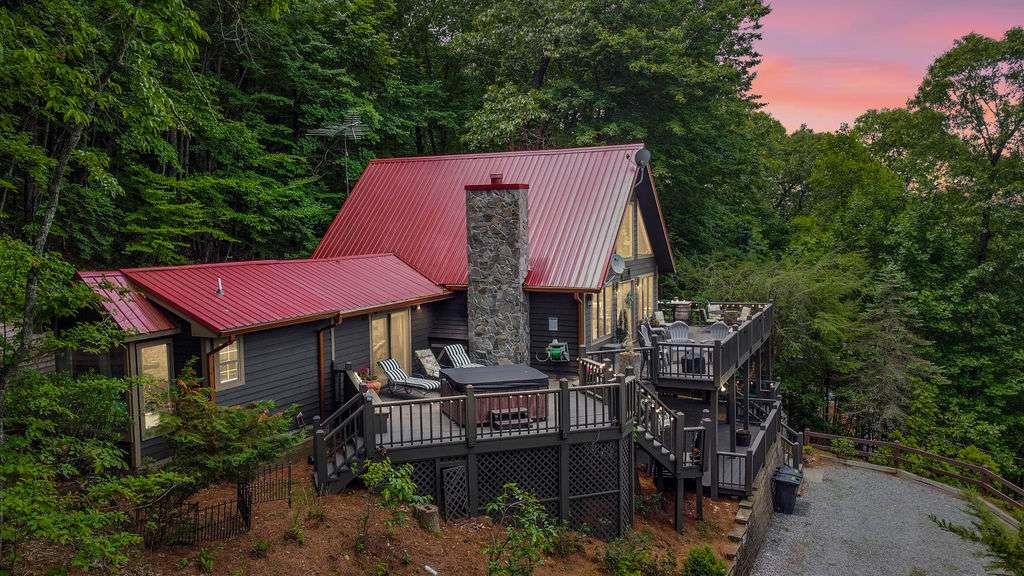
[465,173,530,365]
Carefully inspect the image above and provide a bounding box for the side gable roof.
[77,271,178,337]
[120,254,448,335]
[313,144,674,291]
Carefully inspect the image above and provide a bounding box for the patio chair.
[706,303,724,323]
[415,349,442,379]
[442,343,484,368]
[737,306,752,323]
[377,358,440,398]
[666,321,691,342]
[652,310,667,326]
[708,321,730,341]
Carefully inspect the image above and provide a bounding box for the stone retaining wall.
[727,441,784,576]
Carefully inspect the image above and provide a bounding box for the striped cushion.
[377,358,440,391]
[443,344,484,368]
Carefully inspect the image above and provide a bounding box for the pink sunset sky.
[753,0,1023,132]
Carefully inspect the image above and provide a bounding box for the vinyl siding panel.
[429,291,468,343]
[217,320,327,424]
[411,304,434,352]
[333,315,370,373]
[528,293,579,374]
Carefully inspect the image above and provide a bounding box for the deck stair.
[312,394,371,494]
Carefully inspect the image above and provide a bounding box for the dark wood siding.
[172,331,202,378]
[528,292,579,374]
[217,320,327,424]
[332,315,370,373]
[411,304,434,352]
[429,291,468,344]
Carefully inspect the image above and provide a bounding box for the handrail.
[804,430,1024,511]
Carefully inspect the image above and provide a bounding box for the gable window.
[637,211,653,256]
[215,338,244,390]
[614,200,635,258]
[590,282,616,343]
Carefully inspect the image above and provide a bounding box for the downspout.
[574,292,585,358]
[316,315,343,418]
[205,335,235,403]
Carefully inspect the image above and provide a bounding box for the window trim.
[215,337,245,391]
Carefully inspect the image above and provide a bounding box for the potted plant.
[358,366,382,393]
[736,427,751,447]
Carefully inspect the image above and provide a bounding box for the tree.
[933,497,1024,576]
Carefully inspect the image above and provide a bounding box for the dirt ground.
[134,472,737,576]
[15,470,737,576]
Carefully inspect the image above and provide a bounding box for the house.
[71,143,788,535]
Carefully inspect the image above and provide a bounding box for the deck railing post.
[314,428,328,490]
[892,440,902,468]
[673,412,685,474]
[745,447,754,493]
[559,378,571,438]
[703,408,717,498]
[361,392,377,459]
[465,385,477,447]
[650,344,660,385]
[618,370,630,430]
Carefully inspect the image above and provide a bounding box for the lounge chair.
[708,321,730,341]
[666,321,691,342]
[377,358,440,398]
[706,303,724,323]
[415,349,442,379]
[442,344,484,368]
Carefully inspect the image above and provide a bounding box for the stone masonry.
[464,174,530,365]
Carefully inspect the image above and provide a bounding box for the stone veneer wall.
[465,183,530,364]
[728,441,784,576]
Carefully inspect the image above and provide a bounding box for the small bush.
[484,483,556,576]
[682,545,726,576]
[285,511,306,545]
[634,490,665,519]
[545,523,586,558]
[195,548,215,574]
[249,538,270,558]
[830,438,857,459]
[868,446,894,466]
[603,530,652,576]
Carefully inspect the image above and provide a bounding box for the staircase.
[312,393,371,493]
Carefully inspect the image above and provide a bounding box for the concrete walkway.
[751,461,989,576]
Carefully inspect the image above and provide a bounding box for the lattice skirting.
[398,437,633,539]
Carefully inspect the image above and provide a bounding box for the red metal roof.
[78,271,177,335]
[313,143,672,291]
[121,254,448,334]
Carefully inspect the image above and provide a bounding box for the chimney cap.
[465,173,529,191]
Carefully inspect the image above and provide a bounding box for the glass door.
[369,309,412,381]
[136,340,172,440]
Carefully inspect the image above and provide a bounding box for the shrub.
[634,490,666,520]
[285,512,306,545]
[603,530,652,576]
[682,545,727,576]
[356,458,430,553]
[196,548,215,574]
[830,437,857,459]
[250,538,271,558]
[484,483,556,576]
[160,364,302,485]
[868,445,894,466]
[933,496,1024,576]
[545,523,586,558]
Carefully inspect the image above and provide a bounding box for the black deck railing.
[715,398,784,494]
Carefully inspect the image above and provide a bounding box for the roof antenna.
[216,277,224,296]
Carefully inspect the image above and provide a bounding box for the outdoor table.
[440,364,549,426]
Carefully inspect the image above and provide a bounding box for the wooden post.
[728,376,737,452]
[314,428,328,489]
[559,378,571,438]
[705,408,718,498]
[675,476,685,534]
[312,414,322,431]
[465,385,477,447]
[362,392,377,459]
[745,448,754,494]
[892,440,902,469]
[673,412,685,473]
[650,343,660,386]
[617,373,629,431]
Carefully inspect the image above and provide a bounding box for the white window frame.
[215,337,245,391]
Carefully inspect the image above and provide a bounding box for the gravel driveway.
[751,461,989,576]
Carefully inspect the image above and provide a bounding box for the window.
[616,281,634,340]
[614,200,635,258]
[216,338,243,390]
[370,308,411,380]
[635,274,657,321]
[637,211,653,256]
[590,282,616,343]
[137,341,171,439]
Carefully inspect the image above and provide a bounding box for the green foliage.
[359,458,431,528]
[603,530,687,576]
[484,483,556,576]
[545,523,586,558]
[250,538,271,558]
[196,548,215,574]
[159,365,301,484]
[868,446,895,467]
[933,497,1024,576]
[1,369,184,572]
[830,438,857,459]
[681,546,727,576]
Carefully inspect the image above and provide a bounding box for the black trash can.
[773,465,802,514]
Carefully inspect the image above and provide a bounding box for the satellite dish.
[610,254,626,275]
[634,148,652,167]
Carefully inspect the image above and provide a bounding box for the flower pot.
[736,429,752,447]
[365,379,382,393]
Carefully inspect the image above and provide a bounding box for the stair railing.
[313,393,366,490]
